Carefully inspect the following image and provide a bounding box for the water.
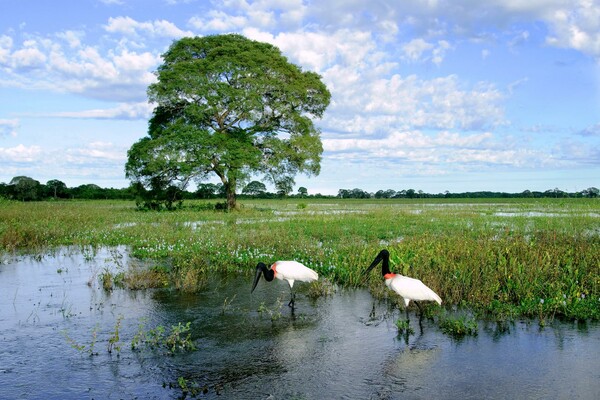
[1,247,599,399]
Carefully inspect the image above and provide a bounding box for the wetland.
[1,198,599,398]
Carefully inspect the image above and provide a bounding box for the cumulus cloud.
[402,38,434,62]
[1,36,160,102]
[0,0,597,189]
[105,16,193,38]
[189,11,248,32]
[322,73,506,135]
[0,144,42,162]
[323,129,556,170]
[544,1,600,59]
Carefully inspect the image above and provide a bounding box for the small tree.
[275,176,294,197]
[196,183,220,199]
[126,34,330,211]
[297,186,308,197]
[46,179,68,199]
[242,180,267,197]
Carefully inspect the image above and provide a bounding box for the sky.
[1,0,599,196]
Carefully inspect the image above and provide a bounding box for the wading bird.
[251,261,318,309]
[365,249,442,321]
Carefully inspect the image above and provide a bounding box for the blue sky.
[1,0,599,195]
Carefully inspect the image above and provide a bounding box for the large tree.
[126,34,330,210]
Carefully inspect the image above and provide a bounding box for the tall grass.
[1,198,599,320]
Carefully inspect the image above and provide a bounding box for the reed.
[1,198,598,320]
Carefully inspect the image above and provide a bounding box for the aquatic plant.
[257,297,284,321]
[221,294,237,314]
[307,278,336,299]
[438,312,478,338]
[2,198,599,320]
[395,319,414,335]
[62,324,99,356]
[107,315,123,354]
[131,320,196,355]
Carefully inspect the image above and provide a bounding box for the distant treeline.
[339,187,600,199]
[1,176,598,202]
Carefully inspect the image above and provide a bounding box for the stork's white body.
[384,273,442,308]
[272,261,319,289]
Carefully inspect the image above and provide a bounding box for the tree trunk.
[225,178,237,211]
[226,187,237,211]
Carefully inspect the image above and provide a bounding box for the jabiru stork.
[365,249,442,320]
[251,261,318,309]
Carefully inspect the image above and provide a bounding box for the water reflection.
[0,247,599,399]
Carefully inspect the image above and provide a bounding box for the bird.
[364,249,442,321]
[251,260,318,309]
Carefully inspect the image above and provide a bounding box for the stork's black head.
[364,249,391,276]
[251,262,274,293]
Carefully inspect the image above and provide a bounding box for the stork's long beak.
[364,253,383,276]
[251,263,265,293]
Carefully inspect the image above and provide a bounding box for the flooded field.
[1,247,599,399]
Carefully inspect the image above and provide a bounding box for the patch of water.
[493,211,600,218]
[1,247,599,399]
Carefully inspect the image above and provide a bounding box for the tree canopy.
[126,34,331,210]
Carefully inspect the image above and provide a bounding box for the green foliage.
[257,297,284,321]
[2,198,599,320]
[132,320,196,355]
[306,278,335,299]
[126,34,331,211]
[395,319,415,335]
[438,312,479,338]
[108,315,123,354]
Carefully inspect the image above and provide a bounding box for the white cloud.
[0,119,19,137]
[323,129,556,170]
[38,102,153,120]
[577,122,600,137]
[11,46,47,69]
[56,30,84,49]
[0,35,13,64]
[67,141,127,162]
[0,144,42,162]
[1,36,160,102]
[402,38,434,61]
[188,11,248,32]
[323,73,505,134]
[104,16,193,38]
[545,2,600,59]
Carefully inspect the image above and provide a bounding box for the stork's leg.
[405,306,410,323]
[288,290,296,308]
[414,301,423,318]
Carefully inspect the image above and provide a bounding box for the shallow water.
[1,247,599,399]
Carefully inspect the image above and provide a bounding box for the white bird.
[365,249,442,320]
[251,261,319,309]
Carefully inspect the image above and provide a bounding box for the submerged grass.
[1,198,599,320]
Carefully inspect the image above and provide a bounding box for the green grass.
[1,198,599,321]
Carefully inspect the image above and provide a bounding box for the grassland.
[1,197,599,321]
